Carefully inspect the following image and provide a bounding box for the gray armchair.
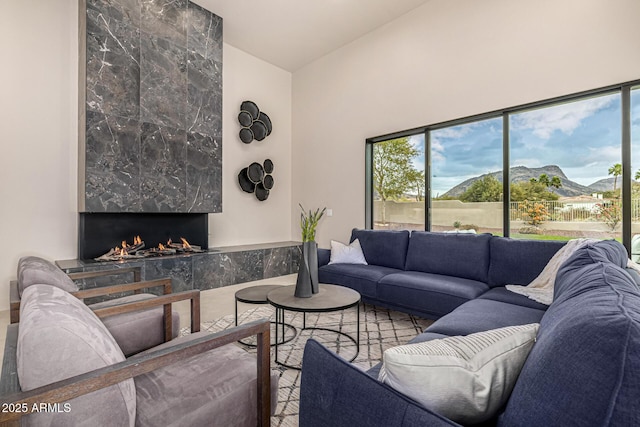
[12,256,182,356]
[0,284,275,426]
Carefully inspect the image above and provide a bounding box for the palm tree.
[635,169,640,181]
[608,163,622,193]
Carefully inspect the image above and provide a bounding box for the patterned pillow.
[379,323,539,424]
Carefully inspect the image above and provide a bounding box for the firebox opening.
[79,213,209,260]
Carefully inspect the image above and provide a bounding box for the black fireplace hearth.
[79,213,208,260]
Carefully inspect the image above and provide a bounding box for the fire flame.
[134,235,142,245]
[180,237,191,249]
[158,243,165,250]
[167,238,172,246]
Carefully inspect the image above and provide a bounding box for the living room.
[2,0,640,426]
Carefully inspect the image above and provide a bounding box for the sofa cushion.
[319,264,399,299]
[379,324,539,424]
[378,271,489,319]
[554,240,632,301]
[350,229,410,270]
[18,285,136,427]
[478,287,549,311]
[426,298,545,337]
[488,237,565,288]
[134,332,279,426]
[405,232,491,283]
[89,294,181,356]
[499,262,640,426]
[17,256,78,296]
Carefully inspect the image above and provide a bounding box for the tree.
[635,169,640,181]
[608,163,622,193]
[460,175,502,202]
[373,138,420,224]
[407,169,425,201]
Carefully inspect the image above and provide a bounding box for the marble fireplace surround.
[79,0,223,214]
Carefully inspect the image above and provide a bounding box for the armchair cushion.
[17,256,78,296]
[17,285,136,427]
[134,332,279,427]
[89,294,180,356]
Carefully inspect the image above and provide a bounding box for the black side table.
[235,284,296,346]
[267,284,361,370]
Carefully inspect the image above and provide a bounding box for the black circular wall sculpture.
[238,160,274,201]
[238,100,272,144]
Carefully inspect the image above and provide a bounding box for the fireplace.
[79,213,208,260]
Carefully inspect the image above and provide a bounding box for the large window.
[366,79,640,251]
[431,118,503,233]
[631,87,640,259]
[371,134,425,230]
[510,93,622,241]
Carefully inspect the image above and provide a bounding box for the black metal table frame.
[270,299,360,370]
[235,289,296,347]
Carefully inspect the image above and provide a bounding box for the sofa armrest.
[0,319,271,427]
[318,248,331,267]
[91,290,201,342]
[300,339,459,427]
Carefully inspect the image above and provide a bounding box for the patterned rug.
[183,303,433,426]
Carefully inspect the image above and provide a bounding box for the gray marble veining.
[140,34,187,129]
[140,122,187,211]
[141,0,188,47]
[82,0,222,213]
[86,2,140,118]
[186,132,222,212]
[144,256,194,293]
[85,111,141,212]
[264,247,292,279]
[87,0,141,29]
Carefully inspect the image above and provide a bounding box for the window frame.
[366,78,640,253]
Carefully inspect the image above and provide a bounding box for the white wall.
[0,3,292,311]
[210,44,292,247]
[292,0,640,247]
[0,0,79,310]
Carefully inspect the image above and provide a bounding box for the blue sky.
[409,89,640,196]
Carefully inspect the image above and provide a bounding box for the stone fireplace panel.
[80,0,222,214]
[85,111,141,212]
[140,122,188,212]
[186,132,222,212]
[86,1,140,118]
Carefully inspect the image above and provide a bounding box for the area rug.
[182,303,433,426]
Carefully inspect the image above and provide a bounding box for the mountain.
[442,165,594,198]
[588,177,617,193]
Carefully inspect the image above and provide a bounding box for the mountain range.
[442,165,616,198]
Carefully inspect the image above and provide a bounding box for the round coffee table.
[235,285,296,346]
[267,284,361,370]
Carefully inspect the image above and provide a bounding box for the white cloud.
[511,95,615,140]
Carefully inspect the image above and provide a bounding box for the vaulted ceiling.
[193,0,431,71]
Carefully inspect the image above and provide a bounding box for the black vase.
[295,246,313,298]
[305,241,319,294]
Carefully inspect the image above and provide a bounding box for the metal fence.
[509,200,640,222]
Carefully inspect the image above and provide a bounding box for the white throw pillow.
[378,323,539,424]
[328,239,368,265]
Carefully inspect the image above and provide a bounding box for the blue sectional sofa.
[317,229,561,319]
[302,230,640,426]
